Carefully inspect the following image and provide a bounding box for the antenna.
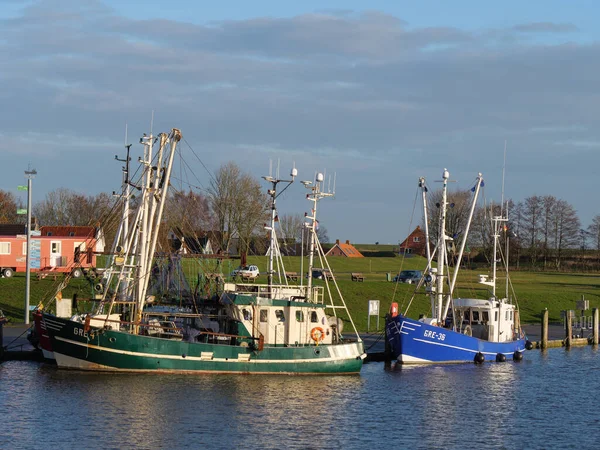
[125,123,128,147]
[501,140,507,216]
[150,110,155,136]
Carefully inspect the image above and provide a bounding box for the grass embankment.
[2,255,599,331]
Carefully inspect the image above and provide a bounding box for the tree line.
[426,188,599,271]
[0,162,328,256]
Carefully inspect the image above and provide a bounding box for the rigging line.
[181,137,217,186]
[392,183,421,310]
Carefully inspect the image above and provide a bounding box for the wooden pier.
[532,307,599,350]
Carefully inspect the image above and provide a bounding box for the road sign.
[16,209,27,215]
[367,300,380,331]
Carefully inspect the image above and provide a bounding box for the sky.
[2,0,600,244]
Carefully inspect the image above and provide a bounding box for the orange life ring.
[311,327,325,342]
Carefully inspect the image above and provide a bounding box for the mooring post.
[593,308,599,346]
[565,310,573,347]
[541,308,548,349]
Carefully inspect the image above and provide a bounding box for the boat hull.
[33,311,55,361]
[386,315,526,363]
[43,314,364,374]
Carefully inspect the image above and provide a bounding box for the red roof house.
[399,226,428,256]
[325,240,364,258]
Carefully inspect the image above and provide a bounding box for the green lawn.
[2,254,599,331]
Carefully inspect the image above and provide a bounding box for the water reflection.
[2,349,600,449]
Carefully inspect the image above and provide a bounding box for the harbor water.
[2,345,600,449]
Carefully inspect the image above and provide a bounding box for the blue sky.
[2,0,600,243]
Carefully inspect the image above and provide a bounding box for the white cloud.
[1,1,600,241]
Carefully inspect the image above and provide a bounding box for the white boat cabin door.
[50,240,62,267]
[258,308,287,345]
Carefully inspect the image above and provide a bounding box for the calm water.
[2,347,600,449]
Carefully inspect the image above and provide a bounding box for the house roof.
[325,239,364,258]
[400,226,426,247]
[40,226,96,238]
[0,224,27,236]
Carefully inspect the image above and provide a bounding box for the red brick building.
[399,226,428,256]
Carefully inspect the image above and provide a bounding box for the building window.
[0,242,10,255]
[413,237,420,242]
[296,311,304,322]
[260,310,268,323]
[51,241,61,254]
[242,309,252,321]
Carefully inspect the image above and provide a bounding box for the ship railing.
[222,282,325,304]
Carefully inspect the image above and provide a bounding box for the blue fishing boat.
[386,169,529,364]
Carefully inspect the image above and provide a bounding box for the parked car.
[308,268,332,280]
[231,265,260,279]
[393,270,423,284]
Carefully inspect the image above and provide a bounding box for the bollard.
[593,308,599,346]
[541,308,548,350]
[565,310,573,347]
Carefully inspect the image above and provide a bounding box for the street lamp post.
[24,168,37,325]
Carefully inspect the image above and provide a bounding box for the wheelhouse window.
[275,310,285,322]
[0,242,10,255]
[472,311,480,322]
[482,311,489,323]
[310,311,318,323]
[260,310,268,323]
[296,311,304,322]
[242,309,252,321]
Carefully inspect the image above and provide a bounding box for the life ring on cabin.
[311,327,325,343]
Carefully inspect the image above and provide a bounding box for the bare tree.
[0,190,22,224]
[551,199,580,269]
[164,189,210,233]
[518,195,543,265]
[33,188,113,226]
[541,195,557,269]
[316,223,330,244]
[207,162,268,254]
[279,213,304,243]
[427,188,477,259]
[235,173,269,255]
[587,215,600,257]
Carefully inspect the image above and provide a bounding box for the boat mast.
[419,177,436,316]
[434,169,450,322]
[419,177,432,264]
[443,174,483,321]
[262,165,297,292]
[304,172,332,301]
[136,130,181,324]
